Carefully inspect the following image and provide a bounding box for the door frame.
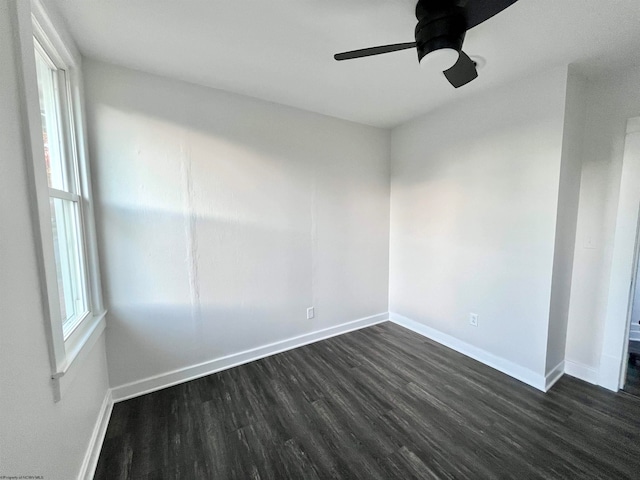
[599,117,640,391]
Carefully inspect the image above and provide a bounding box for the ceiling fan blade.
[443,51,478,88]
[464,0,520,30]
[334,42,416,61]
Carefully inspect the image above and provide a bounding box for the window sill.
[51,310,107,401]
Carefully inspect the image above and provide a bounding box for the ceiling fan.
[334,0,519,88]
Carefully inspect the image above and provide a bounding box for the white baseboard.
[78,389,113,480]
[389,313,547,392]
[564,359,598,385]
[598,354,622,391]
[111,312,389,402]
[545,360,565,391]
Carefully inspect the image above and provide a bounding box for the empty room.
[3,0,640,478]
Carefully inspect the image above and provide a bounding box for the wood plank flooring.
[95,322,640,479]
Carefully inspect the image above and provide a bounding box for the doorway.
[599,116,640,392]
[624,259,640,396]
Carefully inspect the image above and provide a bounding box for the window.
[34,42,90,339]
[24,3,106,402]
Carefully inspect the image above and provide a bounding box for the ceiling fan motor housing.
[415,0,467,63]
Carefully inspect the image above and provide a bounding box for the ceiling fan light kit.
[334,0,519,88]
[415,2,466,68]
[420,48,459,71]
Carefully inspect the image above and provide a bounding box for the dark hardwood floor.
[95,322,640,479]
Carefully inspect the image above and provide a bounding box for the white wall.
[83,60,390,390]
[390,67,569,379]
[544,69,587,374]
[565,66,640,378]
[0,2,110,479]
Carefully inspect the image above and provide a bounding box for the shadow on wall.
[105,303,310,386]
[83,61,390,389]
[100,200,380,387]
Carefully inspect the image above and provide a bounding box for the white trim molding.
[78,389,113,480]
[545,361,565,391]
[564,359,599,385]
[111,312,389,402]
[389,312,549,392]
[598,117,640,391]
[53,311,107,401]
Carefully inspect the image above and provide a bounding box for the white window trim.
[16,0,107,402]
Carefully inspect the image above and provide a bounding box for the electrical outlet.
[307,307,315,320]
[469,313,479,327]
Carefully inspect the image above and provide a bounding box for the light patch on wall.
[85,60,390,388]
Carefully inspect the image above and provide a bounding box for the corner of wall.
[545,66,588,375]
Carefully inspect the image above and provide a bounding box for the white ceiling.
[50,0,640,128]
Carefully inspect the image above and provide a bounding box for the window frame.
[20,1,107,402]
[34,38,92,339]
